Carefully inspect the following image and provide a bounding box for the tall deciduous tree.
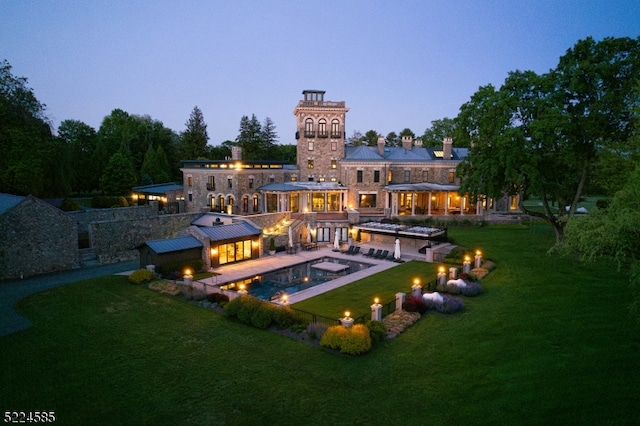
[179,106,209,160]
[421,118,459,147]
[564,165,640,322]
[456,36,640,244]
[58,119,98,193]
[0,60,67,196]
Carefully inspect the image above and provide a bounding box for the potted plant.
[269,237,276,255]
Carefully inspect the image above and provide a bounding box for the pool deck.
[195,241,451,303]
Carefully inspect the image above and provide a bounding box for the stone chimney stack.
[443,137,452,160]
[377,135,385,156]
[231,146,242,161]
[401,135,413,150]
[414,138,423,148]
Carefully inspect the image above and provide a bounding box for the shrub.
[223,296,297,329]
[206,292,229,304]
[269,237,276,251]
[270,306,297,329]
[403,295,428,315]
[460,281,483,297]
[596,198,610,210]
[437,296,464,314]
[306,322,329,340]
[118,196,129,207]
[365,320,387,345]
[251,304,274,329]
[319,325,347,350]
[340,324,372,355]
[60,198,79,211]
[128,269,154,285]
[320,324,372,355]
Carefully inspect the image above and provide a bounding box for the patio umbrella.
[394,238,401,260]
[333,231,340,250]
[288,226,294,248]
[306,223,312,243]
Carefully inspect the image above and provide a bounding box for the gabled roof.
[197,221,261,242]
[0,193,25,216]
[144,235,203,254]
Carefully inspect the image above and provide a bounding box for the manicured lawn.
[1,225,639,425]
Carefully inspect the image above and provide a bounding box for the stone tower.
[293,90,349,182]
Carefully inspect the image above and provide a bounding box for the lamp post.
[463,256,471,273]
[371,297,382,322]
[475,250,483,268]
[183,268,193,287]
[437,266,447,287]
[340,310,354,328]
[412,278,422,297]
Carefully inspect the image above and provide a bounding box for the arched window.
[318,119,327,138]
[304,118,315,137]
[331,119,341,138]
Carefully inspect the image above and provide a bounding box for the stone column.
[395,292,405,311]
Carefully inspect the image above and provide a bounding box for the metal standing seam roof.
[198,221,261,241]
[343,145,468,162]
[144,235,203,254]
[0,193,25,215]
[132,183,184,194]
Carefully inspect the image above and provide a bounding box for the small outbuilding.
[138,235,203,271]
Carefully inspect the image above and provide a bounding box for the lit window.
[331,160,337,169]
[187,176,193,187]
[449,171,455,183]
[308,160,314,169]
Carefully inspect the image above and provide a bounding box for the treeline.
[0,61,295,198]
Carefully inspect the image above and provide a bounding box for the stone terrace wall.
[90,212,203,264]
[68,205,157,233]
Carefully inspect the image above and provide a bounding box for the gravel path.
[0,260,139,337]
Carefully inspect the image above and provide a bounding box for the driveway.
[0,260,139,337]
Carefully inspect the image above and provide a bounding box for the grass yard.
[1,224,639,425]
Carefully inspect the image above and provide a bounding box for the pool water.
[220,257,374,301]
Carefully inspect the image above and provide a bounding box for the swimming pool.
[219,256,374,301]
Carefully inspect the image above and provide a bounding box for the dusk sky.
[2,1,639,145]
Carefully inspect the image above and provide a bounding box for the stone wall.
[0,196,78,280]
[90,212,203,264]
[68,205,157,233]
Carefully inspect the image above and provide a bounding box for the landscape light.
[344,311,351,319]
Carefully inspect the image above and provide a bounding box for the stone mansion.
[180,90,518,224]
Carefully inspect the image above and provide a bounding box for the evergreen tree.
[179,106,209,160]
[100,150,138,195]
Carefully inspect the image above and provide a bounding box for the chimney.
[377,135,385,156]
[443,137,452,160]
[414,138,423,148]
[231,146,242,161]
[401,135,413,150]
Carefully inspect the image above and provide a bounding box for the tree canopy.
[456,36,640,243]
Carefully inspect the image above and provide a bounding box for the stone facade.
[0,195,78,280]
[182,158,296,214]
[89,212,203,264]
[294,90,348,183]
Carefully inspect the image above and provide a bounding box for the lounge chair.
[376,250,389,259]
[371,249,383,259]
[340,245,354,254]
[362,248,375,257]
[349,246,360,255]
